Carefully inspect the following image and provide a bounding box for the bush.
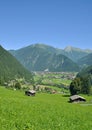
[15,82,21,89]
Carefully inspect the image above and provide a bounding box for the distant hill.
[77,53,92,68]
[9,44,80,72]
[0,45,32,83]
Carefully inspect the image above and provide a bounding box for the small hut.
[69,95,86,103]
[25,90,36,96]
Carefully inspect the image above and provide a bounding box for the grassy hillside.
[0,45,32,83]
[0,86,92,130]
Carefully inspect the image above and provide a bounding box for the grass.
[0,86,92,130]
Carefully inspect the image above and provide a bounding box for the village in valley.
[5,71,76,93]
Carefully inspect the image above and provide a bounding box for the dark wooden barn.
[25,90,36,96]
[69,95,86,103]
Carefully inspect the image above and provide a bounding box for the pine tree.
[69,78,81,95]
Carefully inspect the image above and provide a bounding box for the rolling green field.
[0,86,92,130]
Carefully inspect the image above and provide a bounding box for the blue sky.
[0,0,92,50]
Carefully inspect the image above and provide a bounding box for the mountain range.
[61,46,92,62]
[9,43,92,72]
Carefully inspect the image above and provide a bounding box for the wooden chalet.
[25,90,36,96]
[69,95,86,103]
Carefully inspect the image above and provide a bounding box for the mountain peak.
[64,46,73,52]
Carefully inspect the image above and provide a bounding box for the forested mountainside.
[77,65,92,78]
[77,53,92,68]
[0,45,32,84]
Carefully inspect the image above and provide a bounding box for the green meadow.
[0,86,92,130]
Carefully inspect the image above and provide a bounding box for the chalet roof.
[70,95,86,101]
[27,90,36,94]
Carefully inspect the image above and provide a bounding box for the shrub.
[15,82,21,89]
